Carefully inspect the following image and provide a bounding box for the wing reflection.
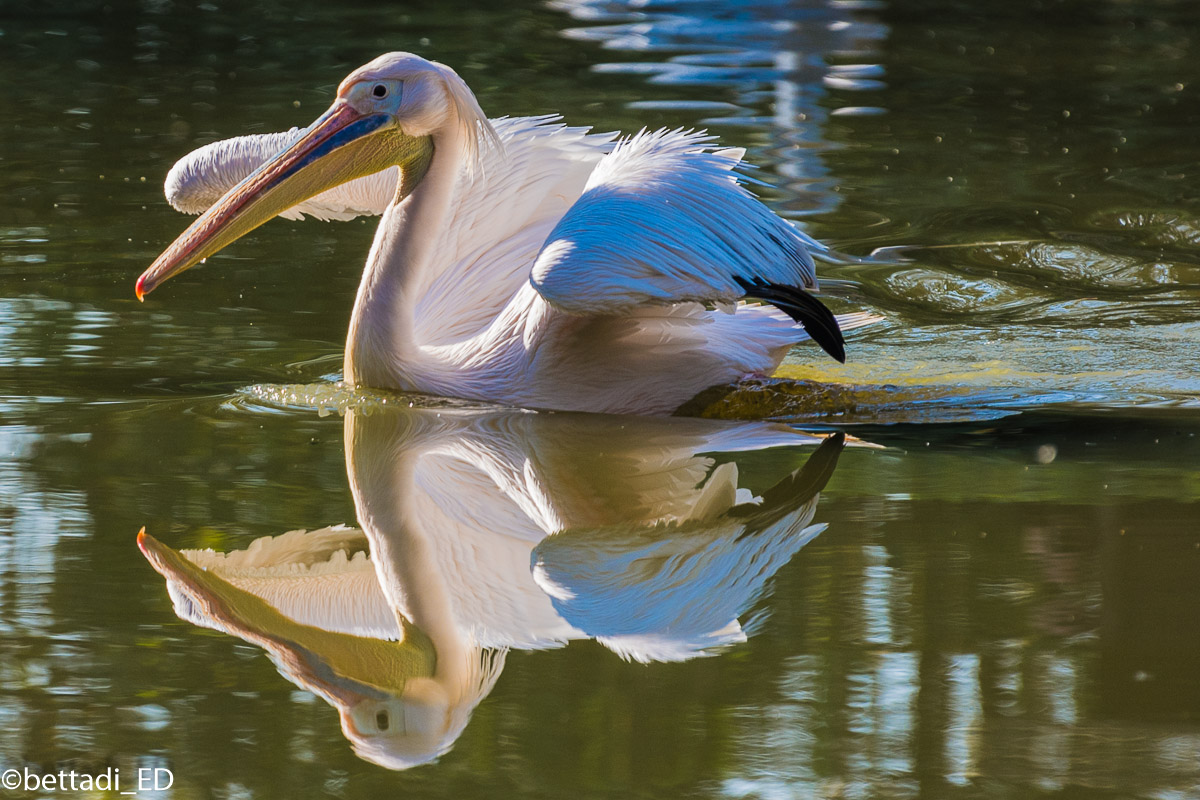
[139,407,845,769]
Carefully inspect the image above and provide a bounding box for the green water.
[2,0,1199,798]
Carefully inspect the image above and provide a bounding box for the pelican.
[137,52,876,414]
[138,403,846,768]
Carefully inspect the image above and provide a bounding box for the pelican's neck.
[344,125,466,389]
[344,412,473,685]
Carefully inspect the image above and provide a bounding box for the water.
[2,0,1199,798]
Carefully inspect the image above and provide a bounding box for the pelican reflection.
[139,406,845,769]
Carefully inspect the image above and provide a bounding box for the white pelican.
[138,403,844,768]
[137,52,875,414]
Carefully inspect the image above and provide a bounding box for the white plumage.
[146,53,876,414]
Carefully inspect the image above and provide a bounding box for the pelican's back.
[412,117,616,346]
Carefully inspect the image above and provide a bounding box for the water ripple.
[228,382,506,418]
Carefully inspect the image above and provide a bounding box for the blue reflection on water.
[553,0,888,216]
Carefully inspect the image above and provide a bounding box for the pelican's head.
[136,52,494,299]
[337,645,507,770]
[339,678,466,770]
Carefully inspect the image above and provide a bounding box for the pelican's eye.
[375,710,390,731]
[372,84,388,99]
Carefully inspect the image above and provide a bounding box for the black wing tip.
[731,431,846,535]
[759,430,846,508]
[735,276,846,363]
[824,336,847,364]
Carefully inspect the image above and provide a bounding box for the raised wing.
[529,128,845,362]
[164,129,399,221]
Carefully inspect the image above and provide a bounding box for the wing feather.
[529,128,820,311]
[529,128,847,361]
[163,129,399,221]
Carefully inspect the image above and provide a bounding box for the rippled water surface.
[2,1,1199,798]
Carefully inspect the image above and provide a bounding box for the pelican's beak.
[136,526,436,713]
[136,101,429,300]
